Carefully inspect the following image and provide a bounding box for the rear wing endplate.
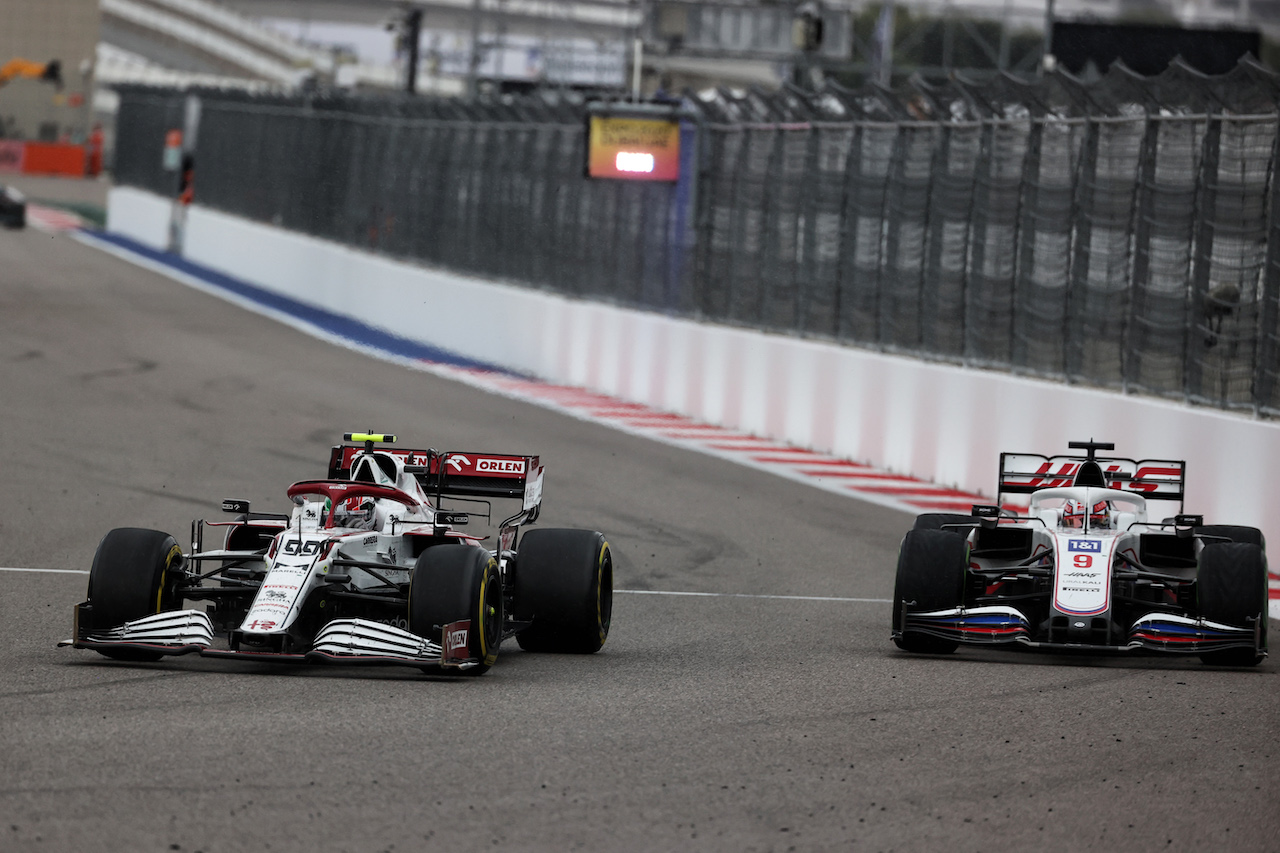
[998,453,1185,507]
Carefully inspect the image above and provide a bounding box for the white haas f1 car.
[66,434,612,674]
[892,441,1268,666]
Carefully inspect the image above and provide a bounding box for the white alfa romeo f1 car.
[892,441,1268,666]
[66,434,612,674]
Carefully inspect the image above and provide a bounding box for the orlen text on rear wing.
[328,445,543,513]
[997,453,1185,508]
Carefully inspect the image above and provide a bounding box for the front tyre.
[1195,525,1265,549]
[408,545,503,675]
[892,529,967,654]
[1197,542,1268,667]
[912,513,974,532]
[86,528,184,661]
[514,529,612,654]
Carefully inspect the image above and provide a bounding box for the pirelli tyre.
[892,529,967,654]
[86,528,184,661]
[1197,542,1268,667]
[408,545,503,675]
[1195,525,1265,550]
[514,529,612,654]
[0,185,25,229]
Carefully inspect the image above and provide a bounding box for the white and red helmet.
[1063,499,1111,529]
[332,496,377,530]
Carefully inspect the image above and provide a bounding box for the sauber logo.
[1068,540,1102,552]
[477,457,525,474]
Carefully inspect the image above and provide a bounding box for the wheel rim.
[478,562,502,665]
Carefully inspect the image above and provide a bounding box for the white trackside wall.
[106,186,174,251]
[107,187,1280,550]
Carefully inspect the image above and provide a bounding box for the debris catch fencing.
[112,64,1280,417]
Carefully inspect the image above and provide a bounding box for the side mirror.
[222,499,250,514]
[1173,514,1203,538]
[971,504,1001,530]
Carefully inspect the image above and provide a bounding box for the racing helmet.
[332,496,377,530]
[1063,499,1111,529]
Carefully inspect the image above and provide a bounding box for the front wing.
[65,610,483,671]
[897,605,1263,656]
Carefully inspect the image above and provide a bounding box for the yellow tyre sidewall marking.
[596,541,610,645]
[478,557,499,666]
[157,543,182,613]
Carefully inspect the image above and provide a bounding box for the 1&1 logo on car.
[1068,540,1102,553]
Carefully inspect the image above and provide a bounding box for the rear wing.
[998,453,1185,507]
[328,445,543,510]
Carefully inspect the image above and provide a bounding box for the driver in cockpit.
[1063,498,1112,530]
[331,496,378,531]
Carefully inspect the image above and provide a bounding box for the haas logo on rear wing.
[998,453,1185,501]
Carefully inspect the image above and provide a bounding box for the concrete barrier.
[106,185,172,250]
[113,187,1280,548]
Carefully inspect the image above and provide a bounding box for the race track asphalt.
[1,214,1276,853]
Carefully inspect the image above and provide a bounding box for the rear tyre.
[892,529,967,654]
[1197,543,1268,667]
[913,513,974,532]
[514,529,612,654]
[408,545,503,675]
[1195,525,1265,549]
[86,528,184,661]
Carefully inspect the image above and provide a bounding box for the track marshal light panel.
[585,101,689,182]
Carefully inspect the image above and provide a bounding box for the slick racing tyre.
[1195,525,1265,549]
[912,513,974,532]
[1197,543,1268,667]
[408,545,503,675]
[513,529,612,654]
[86,528,184,661]
[892,529,967,655]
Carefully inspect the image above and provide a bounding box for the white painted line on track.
[0,567,88,574]
[9,567,1276,616]
[0,566,883,604]
[617,589,889,603]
